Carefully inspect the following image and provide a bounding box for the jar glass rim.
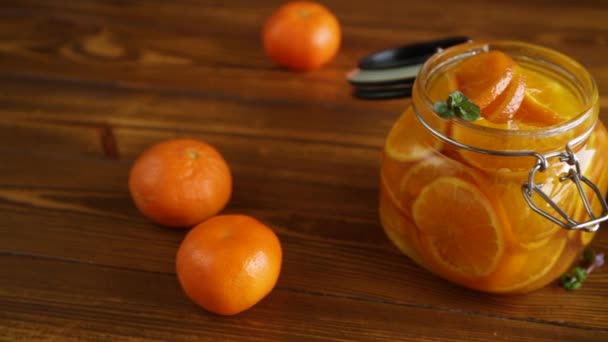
[415,40,599,139]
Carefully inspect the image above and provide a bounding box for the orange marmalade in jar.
[379,41,608,293]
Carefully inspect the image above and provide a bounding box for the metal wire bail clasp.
[522,144,608,232]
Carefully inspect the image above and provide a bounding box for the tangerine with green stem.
[129,138,232,228]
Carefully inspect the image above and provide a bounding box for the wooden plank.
[1,254,606,341]
[0,75,399,148]
[114,126,381,189]
[0,117,382,190]
[0,119,105,158]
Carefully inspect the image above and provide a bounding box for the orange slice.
[517,235,579,293]
[515,91,564,126]
[482,70,526,123]
[483,232,567,293]
[384,108,444,162]
[399,155,478,214]
[379,181,424,265]
[517,66,582,125]
[454,51,515,109]
[412,177,503,278]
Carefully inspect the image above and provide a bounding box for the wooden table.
[1,1,607,340]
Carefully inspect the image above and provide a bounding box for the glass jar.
[379,41,608,293]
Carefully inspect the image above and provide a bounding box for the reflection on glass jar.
[379,41,608,293]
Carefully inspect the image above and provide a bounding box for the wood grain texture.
[2,255,607,342]
[1,0,608,341]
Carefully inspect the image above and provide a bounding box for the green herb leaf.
[560,274,573,287]
[561,249,604,291]
[448,91,466,106]
[456,97,481,121]
[567,281,582,291]
[574,267,588,281]
[560,273,580,291]
[433,101,453,118]
[433,91,480,122]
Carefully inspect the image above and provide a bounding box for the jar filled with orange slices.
[379,41,608,293]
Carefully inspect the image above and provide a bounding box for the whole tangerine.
[262,1,341,71]
[176,215,282,315]
[128,138,232,227]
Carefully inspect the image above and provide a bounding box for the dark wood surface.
[1,1,608,341]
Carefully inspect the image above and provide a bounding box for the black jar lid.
[347,36,470,99]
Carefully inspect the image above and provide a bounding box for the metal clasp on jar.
[522,144,608,232]
[414,105,608,233]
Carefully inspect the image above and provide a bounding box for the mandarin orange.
[129,138,232,227]
[262,1,341,71]
[176,215,282,315]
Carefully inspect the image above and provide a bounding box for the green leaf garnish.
[560,248,604,291]
[433,91,480,121]
[433,101,452,118]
